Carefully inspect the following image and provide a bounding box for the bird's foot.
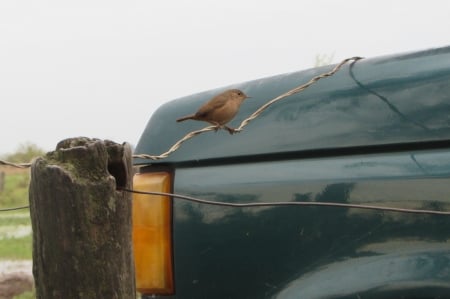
[224,126,240,135]
[211,125,240,135]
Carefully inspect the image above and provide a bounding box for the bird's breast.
[206,101,241,125]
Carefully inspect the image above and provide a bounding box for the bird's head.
[229,89,251,102]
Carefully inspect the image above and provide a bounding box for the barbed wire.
[133,56,363,160]
[0,160,31,168]
[2,56,449,219]
[132,125,220,160]
[121,188,450,216]
[0,56,362,166]
[234,56,363,132]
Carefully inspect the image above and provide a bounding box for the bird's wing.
[195,95,228,117]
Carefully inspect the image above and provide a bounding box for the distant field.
[0,212,32,260]
[0,167,32,260]
[0,167,29,208]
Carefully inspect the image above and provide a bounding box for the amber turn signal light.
[132,171,174,295]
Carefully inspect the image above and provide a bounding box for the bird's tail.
[176,114,195,122]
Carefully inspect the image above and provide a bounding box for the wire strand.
[4,186,449,216]
[234,56,363,132]
[0,205,30,212]
[0,160,31,168]
[0,56,362,165]
[120,188,450,216]
[133,56,363,160]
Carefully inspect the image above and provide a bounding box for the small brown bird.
[176,89,250,134]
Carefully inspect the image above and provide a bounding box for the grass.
[0,168,34,297]
[14,291,35,299]
[0,232,32,260]
[0,171,30,208]
[0,169,32,260]
[0,212,30,226]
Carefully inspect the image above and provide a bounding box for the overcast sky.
[1,0,449,155]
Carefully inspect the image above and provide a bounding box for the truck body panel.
[134,46,450,298]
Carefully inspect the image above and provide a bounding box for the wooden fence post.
[29,137,135,298]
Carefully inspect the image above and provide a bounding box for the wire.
[0,160,31,168]
[1,56,362,165]
[4,187,448,215]
[234,56,363,132]
[120,188,450,216]
[0,205,30,212]
[133,56,363,161]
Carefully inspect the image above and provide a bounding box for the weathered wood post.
[29,137,135,298]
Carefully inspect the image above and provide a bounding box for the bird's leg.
[224,125,238,135]
[209,122,237,134]
[209,121,221,132]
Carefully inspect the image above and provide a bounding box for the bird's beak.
[246,96,252,99]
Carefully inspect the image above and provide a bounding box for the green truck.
[132,46,450,298]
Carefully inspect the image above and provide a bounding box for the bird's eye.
[237,92,242,95]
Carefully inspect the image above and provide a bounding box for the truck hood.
[134,46,450,165]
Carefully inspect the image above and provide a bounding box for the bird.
[176,89,250,134]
